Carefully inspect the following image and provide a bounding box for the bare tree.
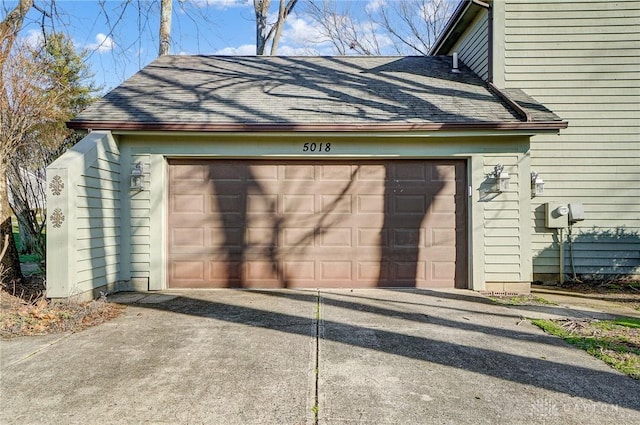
[304,0,455,55]
[254,0,299,55]
[0,0,35,285]
[0,0,33,65]
[305,0,384,55]
[6,33,97,271]
[375,0,454,54]
[159,0,173,56]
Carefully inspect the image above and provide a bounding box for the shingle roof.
[69,55,564,132]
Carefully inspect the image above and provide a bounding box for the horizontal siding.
[74,145,122,288]
[507,1,639,12]
[454,10,488,80]
[130,155,151,277]
[505,0,640,279]
[482,155,525,282]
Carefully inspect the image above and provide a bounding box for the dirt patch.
[541,281,640,311]
[488,294,557,306]
[542,317,640,379]
[1,276,125,339]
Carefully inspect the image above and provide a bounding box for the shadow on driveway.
[124,289,640,412]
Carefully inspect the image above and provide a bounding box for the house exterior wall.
[440,0,640,280]
[113,132,533,294]
[449,10,489,80]
[502,0,640,279]
[46,131,123,299]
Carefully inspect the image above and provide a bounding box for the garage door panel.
[395,165,427,181]
[394,195,428,214]
[319,228,353,247]
[392,229,423,247]
[282,228,315,247]
[283,194,315,213]
[394,261,426,281]
[319,261,353,280]
[172,228,205,247]
[171,194,205,213]
[248,164,279,181]
[320,165,355,180]
[357,194,385,214]
[171,260,205,280]
[168,159,466,289]
[209,165,244,181]
[283,261,315,279]
[320,194,352,213]
[171,164,207,181]
[433,164,457,180]
[283,165,315,180]
[247,194,277,213]
[431,228,456,247]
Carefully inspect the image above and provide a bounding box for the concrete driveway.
[1,289,639,424]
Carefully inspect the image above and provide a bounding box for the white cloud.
[88,33,115,53]
[24,29,45,48]
[276,45,321,56]
[282,16,328,46]
[365,0,386,13]
[214,44,256,55]
[188,0,250,8]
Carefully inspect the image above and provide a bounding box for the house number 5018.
[302,142,331,152]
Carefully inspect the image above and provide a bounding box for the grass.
[531,318,640,380]
[489,294,557,306]
[12,231,43,265]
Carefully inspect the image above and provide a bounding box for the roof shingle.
[69,55,564,131]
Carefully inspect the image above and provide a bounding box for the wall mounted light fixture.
[492,164,510,192]
[130,162,144,190]
[531,171,544,197]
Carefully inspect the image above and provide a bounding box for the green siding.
[118,134,532,290]
[481,154,527,282]
[451,10,489,80]
[46,132,122,298]
[129,154,152,280]
[504,0,640,279]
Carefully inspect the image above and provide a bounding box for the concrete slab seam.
[314,290,322,425]
[2,333,72,370]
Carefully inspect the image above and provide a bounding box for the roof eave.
[430,1,485,56]
[67,121,568,133]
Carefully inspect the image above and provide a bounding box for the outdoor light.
[492,164,510,193]
[130,162,144,190]
[531,171,544,197]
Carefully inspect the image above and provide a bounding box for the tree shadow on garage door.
[122,291,640,412]
[207,161,464,289]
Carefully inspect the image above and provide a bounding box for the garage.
[48,55,567,299]
[167,159,467,289]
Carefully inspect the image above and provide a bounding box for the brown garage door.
[167,159,466,289]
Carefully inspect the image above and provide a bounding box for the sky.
[8,0,409,92]
[6,0,457,94]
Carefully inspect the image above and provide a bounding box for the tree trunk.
[254,0,270,55]
[0,162,23,285]
[158,0,172,56]
[0,0,34,66]
[269,0,298,55]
